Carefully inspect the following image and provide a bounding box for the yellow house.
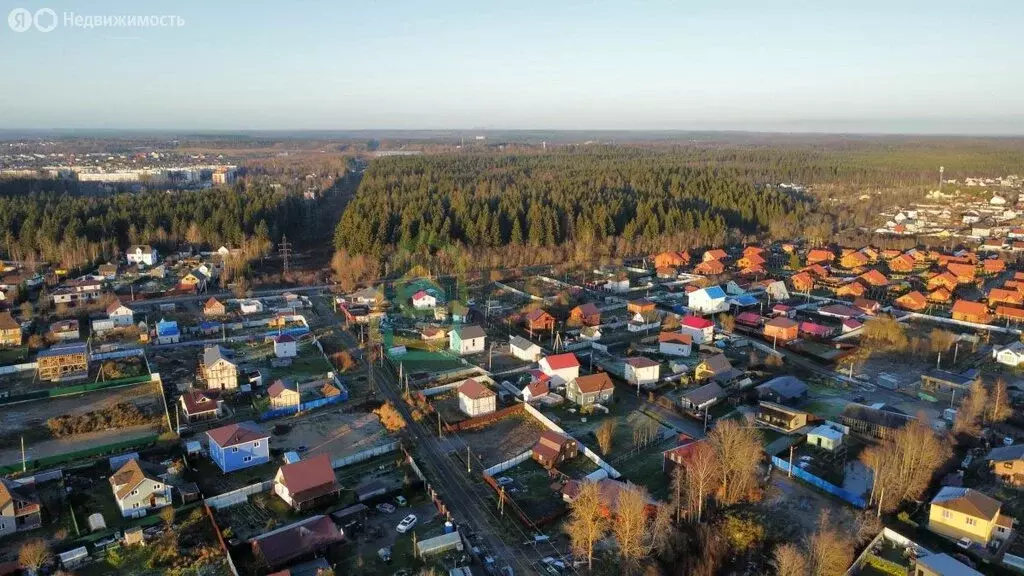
[928,487,1013,546]
[0,311,21,347]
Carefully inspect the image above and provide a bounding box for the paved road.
[310,296,553,575]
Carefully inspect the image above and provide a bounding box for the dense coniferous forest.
[0,178,306,268]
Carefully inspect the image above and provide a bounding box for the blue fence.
[258,387,349,421]
[771,456,867,509]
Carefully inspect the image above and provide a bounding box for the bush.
[47,402,154,438]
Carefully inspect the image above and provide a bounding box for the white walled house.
[658,332,692,356]
[509,336,542,362]
[239,299,264,315]
[458,379,496,417]
[106,301,134,327]
[109,459,171,518]
[994,342,1024,367]
[807,424,845,452]
[126,245,158,267]
[688,286,728,315]
[679,316,715,345]
[273,334,298,358]
[624,357,660,388]
[449,325,486,355]
[412,290,437,309]
[539,353,581,387]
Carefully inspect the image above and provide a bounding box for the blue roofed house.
[726,294,760,309]
[688,286,728,315]
[155,318,180,344]
[207,421,271,473]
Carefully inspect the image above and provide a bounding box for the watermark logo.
[8,7,184,32]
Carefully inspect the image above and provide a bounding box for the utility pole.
[21,436,26,472]
[278,235,293,278]
[467,446,471,473]
[788,445,794,478]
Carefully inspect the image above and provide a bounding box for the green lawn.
[0,346,28,365]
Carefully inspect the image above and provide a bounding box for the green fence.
[0,433,160,475]
[0,374,154,406]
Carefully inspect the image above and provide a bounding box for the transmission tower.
[278,235,293,277]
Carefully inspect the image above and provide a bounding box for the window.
[132,503,139,508]
[132,489,139,496]
[253,441,261,448]
[942,509,952,519]
[1005,462,1014,470]
[243,456,252,462]
[966,517,977,526]
[231,447,239,453]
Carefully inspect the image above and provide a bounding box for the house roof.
[700,354,733,376]
[37,342,88,358]
[573,303,601,317]
[799,321,833,337]
[543,353,580,370]
[251,515,344,568]
[273,334,295,344]
[765,317,798,330]
[525,381,549,399]
[106,300,130,315]
[682,382,724,405]
[931,486,1001,521]
[204,297,224,310]
[207,421,269,448]
[896,291,927,309]
[524,308,553,322]
[952,299,988,317]
[758,376,808,400]
[659,332,692,344]
[268,379,297,399]
[509,336,538,351]
[0,478,39,511]
[807,424,843,442]
[278,454,338,496]
[858,269,888,286]
[573,373,614,394]
[412,290,431,300]
[840,403,912,430]
[459,378,495,400]
[985,444,1024,462]
[625,357,659,369]
[997,306,1024,320]
[109,458,147,500]
[914,553,983,576]
[180,389,219,415]
[203,345,234,368]
[681,315,713,329]
[818,304,860,318]
[695,286,726,300]
[453,325,486,339]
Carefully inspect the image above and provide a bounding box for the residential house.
[818,303,861,320]
[798,321,835,340]
[539,353,580,386]
[842,319,862,333]
[996,306,1024,324]
[0,478,42,538]
[763,317,799,343]
[658,332,692,356]
[50,278,103,306]
[0,312,21,347]
[736,252,766,270]
[951,300,991,324]
[806,423,845,451]
[126,245,158,266]
[268,379,302,408]
[679,316,715,344]
[993,341,1024,367]
[853,298,881,316]
[569,303,601,326]
[523,308,555,333]
[106,300,134,327]
[735,311,762,328]
[624,357,660,388]
[984,259,1006,275]
[521,374,551,403]
[179,269,208,291]
[421,326,447,341]
[449,325,486,355]
[928,487,1013,547]
[239,299,264,315]
[985,445,1024,487]
[790,271,815,293]
[653,251,690,270]
[914,553,984,576]
[806,249,835,265]
[274,455,341,511]
[756,375,808,405]
[109,459,172,517]
[411,290,437,309]
[694,259,725,275]
[351,286,384,306]
[179,389,222,423]
[703,249,728,262]
[580,325,603,341]
[155,319,180,344]
[458,379,496,417]
[765,280,790,301]
[836,281,867,298]
[694,354,739,382]
[929,288,953,304]
[928,272,960,292]
[840,403,912,440]
[858,269,889,287]
[989,288,1024,307]
[896,291,928,312]
[679,382,725,412]
[48,319,79,341]
[273,334,297,358]
[662,435,702,473]
[207,421,271,473]
[688,286,728,314]
[840,251,870,269]
[36,343,89,382]
[566,373,614,406]
[532,431,578,469]
[773,303,794,318]
[509,336,542,362]
[888,254,916,273]
[627,299,656,316]
[921,369,980,396]
[201,346,238,390]
[97,262,118,280]
[756,402,809,432]
[628,311,661,332]
[204,297,226,317]
[947,263,977,284]
[250,515,344,570]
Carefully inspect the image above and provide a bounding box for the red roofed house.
[806,249,835,265]
[458,379,496,417]
[990,288,1024,307]
[179,389,223,422]
[569,303,601,327]
[984,259,1007,274]
[764,317,799,343]
[996,306,1024,323]
[858,269,889,287]
[654,251,690,270]
[840,251,870,269]
[532,431,578,469]
[703,249,728,262]
[658,332,692,356]
[836,281,867,298]
[799,321,835,340]
[694,260,725,275]
[204,297,226,317]
[888,254,916,273]
[790,271,814,293]
[679,316,714,344]
[952,300,991,324]
[566,373,614,406]
[539,353,581,386]
[274,454,341,511]
[523,308,556,333]
[662,435,704,473]
[251,515,344,570]
[802,263,830,278]
[947,263,977,284]
[895,291,928,312]
[735,311,762,328]
[411,290,437,309]
[737,253,766,270]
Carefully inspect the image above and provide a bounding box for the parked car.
[394,495,408,506]
[957,537,972,550]
[1004,436,1015,447]
[376,503,396,514]
[496,476,514,487]
[396,514,418,534]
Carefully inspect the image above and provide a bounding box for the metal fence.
[484,449,533,477]
[258,391,349,421]
[0,434,159,475]
[204,480,274,510]
[331,440,400,469]
[522,403,622,479]
[771,456,866,509]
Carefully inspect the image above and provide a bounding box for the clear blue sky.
[1,0,1023,133]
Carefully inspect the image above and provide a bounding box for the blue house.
[155,318,180,344]
[206,421,271,473]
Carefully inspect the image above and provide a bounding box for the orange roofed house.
[654,251,690,270]
[523,308,556,333]
[888,254,916,273]
[569,303,601,327]
[790,271,814,293]
[806,249,834,265]
[703,249,728,262]
[989,288,1024,307]
[694,260,725,275]
[840,250,870,269]
[858,269,889,287]
[764,317,799,343]
[947,263,977,284]
[951,300,991,324]
[895,291,928,312]
[532,431,578,469]
[927,272,960,292]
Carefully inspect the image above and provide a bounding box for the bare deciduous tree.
[772,542,809,576]
[19,539,51,572]
[595,419,616,455]
[989,378,1013,424]
[708,419,761,505]
[954,380,988,437]
[805,511,854,576]
[564,481,607,571]
[682,441,721,523]
[866,415,951,514]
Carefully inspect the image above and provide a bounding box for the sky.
[1,0,1023,134]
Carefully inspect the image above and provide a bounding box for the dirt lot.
[758,470,862,539]
[459,412,547,467]
[270,410,388,462]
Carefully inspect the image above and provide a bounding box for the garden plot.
[495,458,568,522]
[458,412,547,468]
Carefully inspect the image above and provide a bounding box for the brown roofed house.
[569,303,601,327]
[567,373,614,406]
[274,454,341,511]
[532,431,578,469]
[204,297,226,317]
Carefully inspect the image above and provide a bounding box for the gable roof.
[951,299,988,317]
[203,345,235,368]
[106,300,131,315]
[681,315,713,329]
[109,458,148,500]
[573,373,614,394]
[180,389,219,415]
[278,454,338,495]
[509,336,538,351]
[458,378,495,400]
[573,303,601,317]
[682,382,724,405]
[659,332,692,344]
[0,311,19,331]
[207,421,269,448]
[695,286,726,300]
[986,444,1024,462]
[251,515,344,569]
[0,478,38,511]
[543,353,580,371]
[931,486,1001,520]
[452,325,486,339]
[757,375,808,399]
[625,357,659,369]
